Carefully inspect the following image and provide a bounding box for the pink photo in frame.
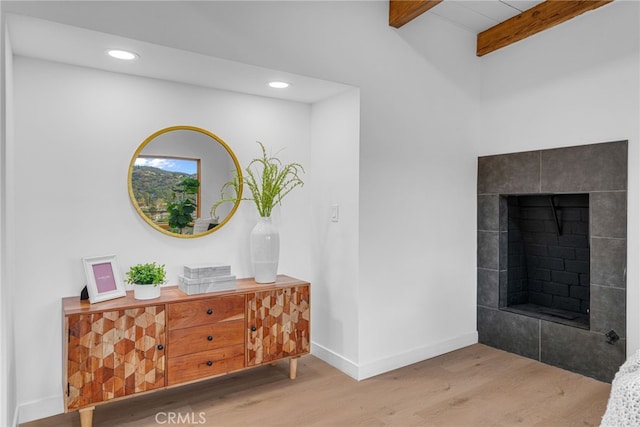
[92,262,117,293]
[82,255,126,303]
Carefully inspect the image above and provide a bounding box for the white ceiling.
[5,1,544,103]
[6,13,353,104]
[426,1,545,33]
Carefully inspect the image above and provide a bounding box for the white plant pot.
[250,216,280,283]
[133,284,161,300]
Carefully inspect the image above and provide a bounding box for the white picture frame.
[82,254,127,303]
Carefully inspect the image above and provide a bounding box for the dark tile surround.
[477,141,627,382]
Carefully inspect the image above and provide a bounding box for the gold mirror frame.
[128,125,243,238]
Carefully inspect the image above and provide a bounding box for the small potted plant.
[125,262,167,300]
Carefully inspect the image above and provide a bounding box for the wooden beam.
[389,0,443,28]
[477,0,613,57]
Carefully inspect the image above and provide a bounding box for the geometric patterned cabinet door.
[246,286,310,367]
[66,306,166,410]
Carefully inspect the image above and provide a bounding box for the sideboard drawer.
[167,344,245,385]
[168,295,244,329]
[168,320,244,357]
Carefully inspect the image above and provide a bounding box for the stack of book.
[178,263,236,295]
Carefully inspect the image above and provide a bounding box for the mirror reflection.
[128,126,242,238]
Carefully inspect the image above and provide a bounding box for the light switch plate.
[331,204,339,222]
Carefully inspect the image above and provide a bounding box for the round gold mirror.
[128,126,243,238]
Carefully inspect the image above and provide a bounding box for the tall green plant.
[167,177,200,233]
[211,142,304,218]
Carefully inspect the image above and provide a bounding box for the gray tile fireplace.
[477,141,627,382]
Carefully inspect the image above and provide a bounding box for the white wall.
[474,1,640,353]
[12,57,314,422]
[356,7,481,377]
[309,88,361,377]
[1,4,18,425]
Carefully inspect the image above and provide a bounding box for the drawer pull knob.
[206,309,213,315]
[206,360,213,366]
[251,326,257,332]
[207,335,213,341]
[157,344,164,351]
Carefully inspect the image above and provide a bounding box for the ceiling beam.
[477,0,613,57]
[389,0,443,28]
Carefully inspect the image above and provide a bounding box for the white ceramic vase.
[250,216,280,283]
[133,284,161,300]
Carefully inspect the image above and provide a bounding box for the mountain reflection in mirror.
[132,156,201,233]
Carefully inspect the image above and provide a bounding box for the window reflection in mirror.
[132,156,201,233]
[128,126,243,238]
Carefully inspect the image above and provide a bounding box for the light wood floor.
[23,344,611,427]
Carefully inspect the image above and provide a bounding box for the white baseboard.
[313,332,478,381]
[18,394,63,424]
[357,332,478,380]
[311,341,360,380]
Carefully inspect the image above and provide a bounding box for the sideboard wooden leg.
[79,406,95,427]
[289,357,298,379]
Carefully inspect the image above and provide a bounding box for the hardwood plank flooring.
[22,344,611,426]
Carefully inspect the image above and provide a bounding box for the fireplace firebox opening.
[501,193,590,329]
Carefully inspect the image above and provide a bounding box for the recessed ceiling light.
[106,49,138,60]
[268,81,290,89]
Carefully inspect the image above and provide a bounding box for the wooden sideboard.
[62,275,310,427]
